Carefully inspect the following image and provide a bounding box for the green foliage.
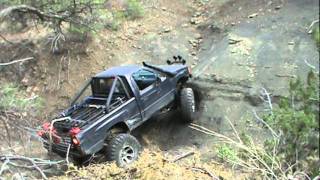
[103,0,144,31]
[0,84,44,113]
[124,0,144,20]
[264,71,319,176]
[108,11,126,31]
[1,0,144,33]
[217,144,238,162]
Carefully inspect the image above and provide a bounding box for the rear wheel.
[106,133,141,167]
[180,87,196,122]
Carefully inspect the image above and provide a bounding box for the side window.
[132,69,157,90]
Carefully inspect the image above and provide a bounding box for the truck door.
[132,69,162,120]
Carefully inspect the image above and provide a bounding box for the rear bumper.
[43,141,85,158]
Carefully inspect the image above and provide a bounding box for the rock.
[288,41,295,45]
[275,5,281,10]
[193,12,201,17]
[195,33,202,39]
[21,77,30,86]
[248,13,258,18]
[209,23,222,33]
[228,38,242,44]
[244,87,263,106]
[190,18,198,25]
[182,23,189,28]
[163,27,171,33]
[162,7,167,11]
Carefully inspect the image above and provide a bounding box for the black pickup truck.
[38,56,196,166]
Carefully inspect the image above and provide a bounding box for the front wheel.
[106,133,141,167]
[180,87,196,123]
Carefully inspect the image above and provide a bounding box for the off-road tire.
[180,87,196,122]
[106,133,141,167]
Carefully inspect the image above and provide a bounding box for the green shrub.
[0,84,44,113]
[264,71,319,177]
[124,0,144,20]
[217,144,238,162]
[108,11,126,31]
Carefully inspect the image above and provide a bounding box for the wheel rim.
[120,145,135,164]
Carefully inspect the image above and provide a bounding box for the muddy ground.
[0,0,319,179]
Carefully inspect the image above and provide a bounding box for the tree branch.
[0,57,34,66]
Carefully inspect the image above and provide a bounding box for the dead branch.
[275,74,296,78]
[0,159,9,175]
[252,109,279,138]
[307,19,319,34]
[188,123,284,179]
[191,167,219,180]
[0,155,48,179]
[0,5,68,23]
[304,59,319,74]
[172,151,195,162]
[66,144,71,165]
[0,57,34,66]
[225,116,243,144]
[259,87,273,113]
[0,34,15,44]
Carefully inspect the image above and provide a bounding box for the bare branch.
[190,167,219,180]
[304,59,319,74]
[172,151,194,162]
[252,109,279,139]
[0,5,68,23]
[0,34,15,44]
[0,57,34,66]
[259,87,273,113]
[307,19,319,34]
[66,144,71,165]
[0,156,48,179]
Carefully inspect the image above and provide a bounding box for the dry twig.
[172,151,195,162]
[191,167,219,180]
